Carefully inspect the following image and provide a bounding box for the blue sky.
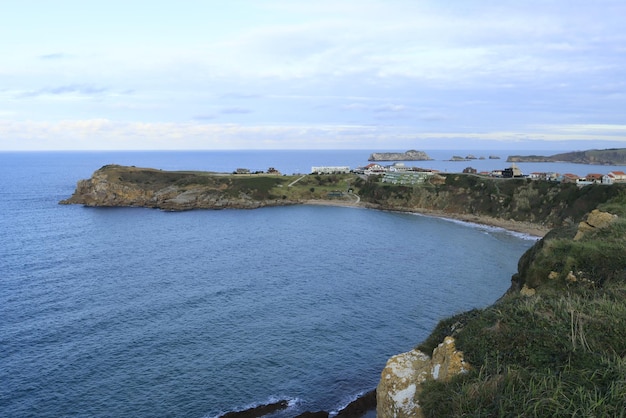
[1,0,626,150]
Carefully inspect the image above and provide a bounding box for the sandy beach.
[303,199,550,238]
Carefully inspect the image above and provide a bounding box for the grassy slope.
[416,192,626,417]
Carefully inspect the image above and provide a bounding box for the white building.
[603,171,626,184]
[311,166,350,174]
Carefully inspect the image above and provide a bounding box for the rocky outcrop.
[377,337,470,418]
[574,209,617,240]
[219,400,288,418]
[60,165,296,211]
[368,150,432,161]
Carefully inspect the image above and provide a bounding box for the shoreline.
[297,199,547,417]
[302,199,549,238]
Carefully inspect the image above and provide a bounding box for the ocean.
[0,149,616,417]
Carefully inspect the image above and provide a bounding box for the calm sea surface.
[1,149,610,417]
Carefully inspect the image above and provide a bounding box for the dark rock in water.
[219,400,288,418]
[295,412,329,418]
[295,390,376,418]
[335,390,377,417]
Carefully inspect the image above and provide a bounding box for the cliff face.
[393,196,626,417]
[63,166,624,232]
[60,165,296,210]
[357,174,625,229]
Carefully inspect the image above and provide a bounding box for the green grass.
[419,285,626,417]
[416,191,626,417]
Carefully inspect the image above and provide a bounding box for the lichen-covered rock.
[431,337,471,381]
[377,349,430,418]
[377,337,470,418]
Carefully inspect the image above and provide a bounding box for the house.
[387,162,406,172]
[546,172,561,181]
[603,171,626,184]
[585,173,603,184]
[463,167,477,174]
[561,173,580,183]
[502,164,524,178]
[529,172,547,180]
[364,163,386,175]
[235,168,251,174]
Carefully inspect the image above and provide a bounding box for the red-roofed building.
[604,171,626,184]
[561,173,581,183]
[364,163,386,175]
[585,173,603,184]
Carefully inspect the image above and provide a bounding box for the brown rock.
[574,209,617,240]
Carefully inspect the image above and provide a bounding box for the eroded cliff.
[60,165,298,210]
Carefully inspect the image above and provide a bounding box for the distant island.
[507,148,626,165]
[368,149,432,161]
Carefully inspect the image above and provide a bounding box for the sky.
[1,0,626,151]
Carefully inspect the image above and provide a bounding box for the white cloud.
[1,119,625,151]
[1,1,626,150]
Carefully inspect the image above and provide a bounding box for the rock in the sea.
[219,400,288,418]
[368,150,432,161]
[335,390,376,417]
[294,412,329,418]
[377,336,469,418]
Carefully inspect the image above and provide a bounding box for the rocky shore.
[218,391,377,418]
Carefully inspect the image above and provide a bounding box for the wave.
[328,389,376,417]
[205,396,302,418]
[408,211,541,241]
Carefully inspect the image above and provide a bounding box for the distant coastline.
[507,147,626,165]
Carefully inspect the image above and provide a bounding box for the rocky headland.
[368,150,432,161]
[61,165,626,417]
[59,165,298,211]
[507,147,626,165]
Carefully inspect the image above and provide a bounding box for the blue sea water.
[0,149,605,417]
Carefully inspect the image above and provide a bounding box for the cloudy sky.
[2,0,626,150]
